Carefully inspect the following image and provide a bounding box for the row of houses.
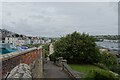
[0,29,51,46]
[2,37,47,46]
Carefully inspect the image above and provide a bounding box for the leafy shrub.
[49,54,56,62]
[85,69,119,80]
[100,51,118,70]
[43,44,49,58]
[110,64,120,75]
[22,44,41,48]
[94,63,108,70]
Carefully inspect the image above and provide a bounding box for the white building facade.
[49,43,54,55]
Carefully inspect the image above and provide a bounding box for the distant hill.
[93,35,119,40]
[0,29,17,37]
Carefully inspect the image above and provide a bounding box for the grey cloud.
[2,2,118,37]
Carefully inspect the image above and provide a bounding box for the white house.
[24,38,31,44]
[40,40,45,44]
[17,39,25,46]
[45,39,51,44]
[49,43,54,55]
[5,37,18,46]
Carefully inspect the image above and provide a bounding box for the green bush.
[43,44,49,58]
[49,54,56,62]
[100,52,118,70]
[22,44,41,48]
[94,63,108,70]
[110,64,120,75]
[85,69,119,80]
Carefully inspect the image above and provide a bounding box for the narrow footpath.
[44,61,70,78]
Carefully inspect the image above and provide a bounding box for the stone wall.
[0,47,42,79]
[7,63,32,79]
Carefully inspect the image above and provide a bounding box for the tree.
[53,31,101,64]
[20,35,23,38]
[15,34,19,37]
[28,37,32,39]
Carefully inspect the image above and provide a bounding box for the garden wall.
[0,47,42,79]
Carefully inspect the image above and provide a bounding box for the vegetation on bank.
[42,44,49,58]
[85,69,119,80]
[69,52,120,79]
[69,64,104,74]
[69,64,119,80]
[22,44,41,48]
[49,31,120,79]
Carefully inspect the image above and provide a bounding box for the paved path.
[44,61,70,78]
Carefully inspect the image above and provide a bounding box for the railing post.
[62,60,67,70]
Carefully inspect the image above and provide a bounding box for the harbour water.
[96,41,119,54]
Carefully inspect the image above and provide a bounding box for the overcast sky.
[1,2,118,37]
